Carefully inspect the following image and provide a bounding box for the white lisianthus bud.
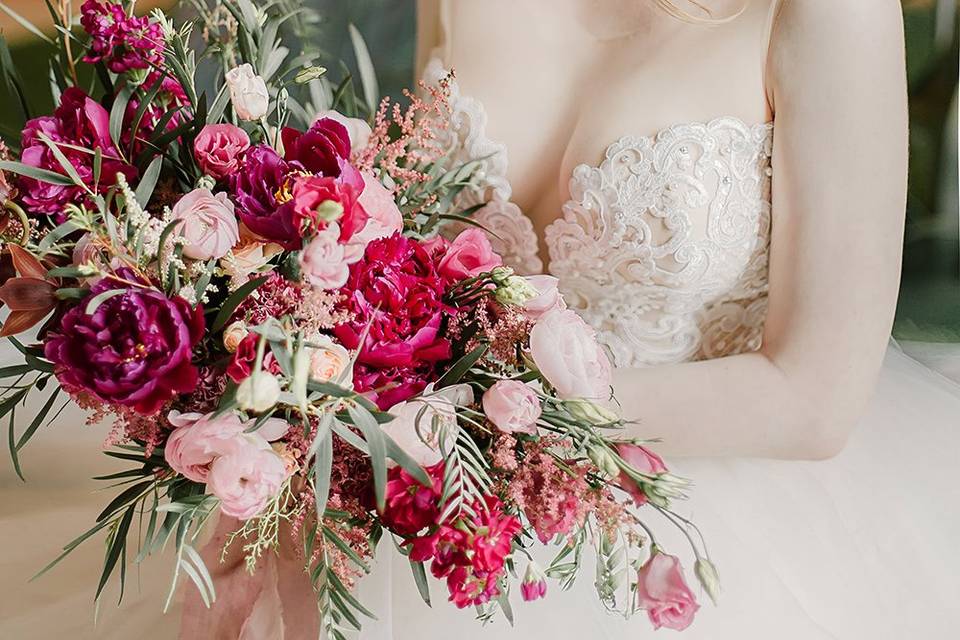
[495,275,539,306]
[490,265,515,285]
[225,63,270,121]
[223,321,248,353]
[587,445,621,478]
[236,372,281,413]
[565,399,620,425]
[195,175,217,190]
[695,558,722,605]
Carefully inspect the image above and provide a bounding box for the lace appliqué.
[546,117,774,367]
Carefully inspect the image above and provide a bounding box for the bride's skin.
[417,0,908,459]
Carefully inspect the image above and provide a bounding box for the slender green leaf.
[435,344,488,388]
[211,275,269,332]
[409,559,431,606]
[134,155,163,207]
[348,24,378,116]
[110,85,134,153]
[0,160,74,186]
[348,404,387,510]
[95,505,135,601]
[85,288,125,315]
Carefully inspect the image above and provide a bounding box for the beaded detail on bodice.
[423,59,774,367]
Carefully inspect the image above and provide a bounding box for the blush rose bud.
[223,321,248,353]
[521,562,548,602]
[225,63,270,121]
[236,371,281,413]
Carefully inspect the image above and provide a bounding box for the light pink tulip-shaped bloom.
[636,553,700,631]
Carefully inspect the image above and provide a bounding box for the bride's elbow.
[794,407,858,461]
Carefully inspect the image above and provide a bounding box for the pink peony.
[482,380,541,435]
[437,228,502,280]
[615,443,668,507]
[194,124,250,179]
[521,275,566,321]
[170,189,240,260]
[207,445,290,520]
[299,223,353,290]
[636,553,700,631]
[529,309,612,400]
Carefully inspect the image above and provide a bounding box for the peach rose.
[437,228,502,280]
[171,188,240,260]
[221,240,282,288]
[308,334,352,384]
[636,553,700,631]
[529,309,612,400]
[482,380,541,435]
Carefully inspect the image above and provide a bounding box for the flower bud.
[520,561,548,602]
[495,274,540,306]
[313,199,345,222]
[490,265,515,284]
[695,557,721,605]
[588,445,621,478]
[236,371,281,413]
[565,399,620,425]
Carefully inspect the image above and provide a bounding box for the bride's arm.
[616,0,908,460]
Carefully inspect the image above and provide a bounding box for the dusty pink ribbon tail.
[179,514,321,640]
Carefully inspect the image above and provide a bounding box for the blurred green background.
[1,0,957,341]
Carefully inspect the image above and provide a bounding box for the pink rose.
[171,188,240,260]
[194,124,250,180]
[529,309,612,400]
[615,443,668,506]
[315,110,372,151]
[350,171,403,249]
[164,411,248,482]
[437,228,502,280]
[482,380,541,435]
[421,235,450,261]
[207,445,290,520]
[521,275,566,320]
[636,553,700,631]
[299,223,352,290]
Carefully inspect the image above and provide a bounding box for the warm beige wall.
[0,0,177,44]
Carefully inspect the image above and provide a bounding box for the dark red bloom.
[44,269,203,415]
[229,145,302,248]
[19,88,137,220]
[282,118,351,176]
[333,234,454,409]
[226,334,283,383]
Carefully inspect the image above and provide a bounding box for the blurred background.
[1,0,957,343]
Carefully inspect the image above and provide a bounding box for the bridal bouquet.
[0,0,716,636]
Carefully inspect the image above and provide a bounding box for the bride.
[351,1,960,639]
[2,1,959,639]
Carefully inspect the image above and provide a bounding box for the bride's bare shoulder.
[771,0,903,46]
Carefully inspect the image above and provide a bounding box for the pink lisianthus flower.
[615,443,668,506]
[170,189,240,260]
[437,228,502,281]
[636,553,700,631]
[482,380,541,435]
[207,445,290,520]
[290,170,367,241]
[349,171,403,249]
[521,562,548,602]
[529,308,612,400]
[194,124,250,180]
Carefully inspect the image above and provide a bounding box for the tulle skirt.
[2,344,959,639]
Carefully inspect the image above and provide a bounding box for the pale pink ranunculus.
[529,309,612,400]
[171,188,240,260]
[349,171,403,250]
[437,228,502,280]
[636,553,700,631]
[382,386,471,466]
[207,445,290,520]
[164,411,249,482]
[482,380,541,435]
[315,110,372,151]
[194,123,250,180]
[521,275,566,321]
[299,223,352,290]
[225,63,270,121]
[615,443,668,506]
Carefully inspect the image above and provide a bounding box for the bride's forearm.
[612,350,861,460]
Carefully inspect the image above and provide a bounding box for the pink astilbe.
[235,271,304,326]
[354,75,454,204]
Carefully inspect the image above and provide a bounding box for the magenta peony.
[44,270,204,415]
[20,88,137,220]
[333,234,454,409]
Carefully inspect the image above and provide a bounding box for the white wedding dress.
[2,43,959,640]
[351,59,960,640]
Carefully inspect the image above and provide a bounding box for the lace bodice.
[424,60,773,367]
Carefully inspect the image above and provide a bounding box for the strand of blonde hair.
[653,0,746,24]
